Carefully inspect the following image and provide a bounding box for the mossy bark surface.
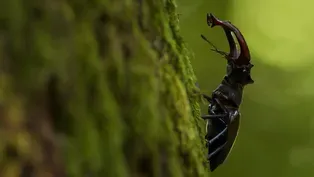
[0,0,209,176]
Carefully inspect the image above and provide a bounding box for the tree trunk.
[0,0,209,177]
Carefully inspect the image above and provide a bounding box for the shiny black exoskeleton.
[201,13,254,172]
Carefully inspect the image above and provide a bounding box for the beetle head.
[204,13,254,85]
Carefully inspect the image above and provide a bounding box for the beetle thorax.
[226,62,254,86]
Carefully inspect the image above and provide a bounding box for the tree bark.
[0,0,209,177]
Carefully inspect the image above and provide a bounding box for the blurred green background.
[176,0,314,176]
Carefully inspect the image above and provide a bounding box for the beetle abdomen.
[209,114,240,171]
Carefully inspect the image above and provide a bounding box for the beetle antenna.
[201,34,228,57]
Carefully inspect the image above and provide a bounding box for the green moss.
[0,0,209,176]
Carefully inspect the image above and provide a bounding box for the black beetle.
[200,13,254,171]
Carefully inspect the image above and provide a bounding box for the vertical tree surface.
[0,0,209,177]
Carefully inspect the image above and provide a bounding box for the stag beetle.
[200,13,254,171]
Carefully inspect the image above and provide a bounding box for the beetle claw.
[207,13,217,28]
[207,13,220,27]
[206,13,251,64]
[207,13,214,27]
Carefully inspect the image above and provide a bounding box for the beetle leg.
[201,114,227,120]
[214,98,228,114]
[208,127,227,144]
[202,94,212,103]
[215,98,236,124]
[206,127,228,159]
[208,141,228,159]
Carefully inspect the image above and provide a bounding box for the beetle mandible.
[200,13,254,172]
